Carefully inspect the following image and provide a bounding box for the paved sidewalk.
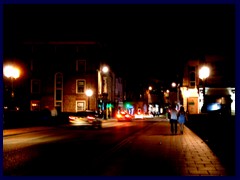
[121,120,227,176]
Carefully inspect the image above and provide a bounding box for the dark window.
[188,66,196,87]
[56,90,62,100]
[76,60,86,73]
[189,72,196,87]
[31,79,40,93]
[56,73,63,88]
[77,80,85,94]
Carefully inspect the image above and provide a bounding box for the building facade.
[3,41,125,119]
[181,55,235,115]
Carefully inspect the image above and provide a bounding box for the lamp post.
[148,86,153,114]
[199,66,210,105]
[3,65,20,98]
[176,83,180,110]
[171,82,180,109]
[98,65,109,119]
[185,89,190,113]
[86,89,93,110]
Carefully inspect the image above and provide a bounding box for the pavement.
[3,117,228,176]
[119,119,228,176]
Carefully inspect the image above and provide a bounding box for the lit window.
[31,100,40,111]
[76,101,85,111]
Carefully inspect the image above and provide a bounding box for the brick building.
[3,41,125,119]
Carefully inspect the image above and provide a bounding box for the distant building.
[181,55,235,115]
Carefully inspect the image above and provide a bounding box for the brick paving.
[126,120,227,176]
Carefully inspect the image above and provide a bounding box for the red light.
[87,116,95,120]
[69,116,75,120]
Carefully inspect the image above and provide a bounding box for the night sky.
[3,4,235,84]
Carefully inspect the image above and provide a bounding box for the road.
[3,116,235,176]
[3,118,155,175]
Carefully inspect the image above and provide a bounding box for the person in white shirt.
[169,104,178,134]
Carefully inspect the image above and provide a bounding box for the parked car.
[116,111,133,121]
[68,110,102,129]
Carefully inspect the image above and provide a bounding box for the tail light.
[87,116,95,123]
[69,116,76,120]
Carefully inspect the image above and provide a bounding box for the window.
[55,73,63,111]
[31,79,41,93]
[76,79,85,94]
[76,101,86,111]
[56,73,63,88]
[56,90,62,100]
[189,72,196,87]
[31,100,40,111]
[76,60,86,73]
[56,102,62,112]
[188,66,196,87]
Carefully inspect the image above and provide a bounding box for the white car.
[68,110,102,129]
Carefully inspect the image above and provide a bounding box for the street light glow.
[4,64,21,98]
[199,66,210,80]
[4,65,20,79]
[199,65,210,107]
[102,66,109,73]
[171,82,176,87]
[86,89,93,110]
[86,89,93,97]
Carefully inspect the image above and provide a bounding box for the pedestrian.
[169,104,178,134]
[51,106,58,125]
[177,106,188,134]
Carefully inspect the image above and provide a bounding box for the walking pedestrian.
[169,104,178,134]
[51,106,58,125]
[177,106,188,134]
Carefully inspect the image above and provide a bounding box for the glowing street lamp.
[102,66,109,74]
[199,66,210,105]
[3,65,20,98]
[171,82,176,88]
[86,89,93,110]
[97,65,110,119]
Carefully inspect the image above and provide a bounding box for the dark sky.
[3,4,235,83]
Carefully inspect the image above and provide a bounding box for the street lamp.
[199,66,210,105]
[3,65,20,98]
[98,65,110,119]
[85,89,93,110]
[102,66,109,74]
[171,82,180,109]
